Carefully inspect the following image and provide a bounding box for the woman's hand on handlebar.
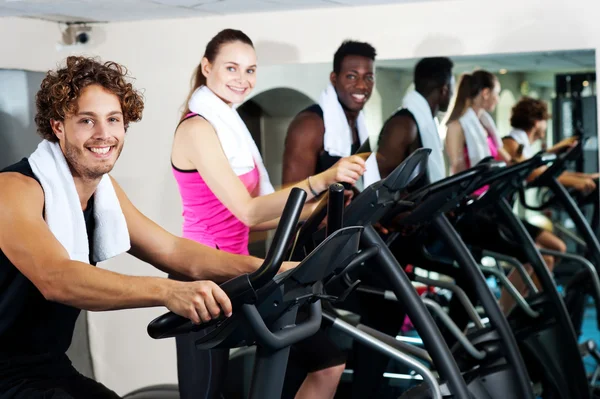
[165,280,233,325]
[313,155,366,193]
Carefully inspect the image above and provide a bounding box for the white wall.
[2,0,600,394]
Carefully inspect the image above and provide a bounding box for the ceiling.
[378,49,597,74]
[0,0,439,22]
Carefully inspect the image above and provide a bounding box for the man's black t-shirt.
[0,158,95,361]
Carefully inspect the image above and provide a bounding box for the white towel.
[458,108,502,167]
[509,129,535,159]
[188,86,274,196]
[318,82,380,188]
[28,140,130,264]
[401,90,446,183]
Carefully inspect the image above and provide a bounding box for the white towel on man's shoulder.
[400,90,446,183]
[318,82,380,188]
[28,140,130,264]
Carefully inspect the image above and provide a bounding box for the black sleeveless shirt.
[378,108,429,189]
[0,158,96,361]
[301,104,360,174]
[380,108,424,149]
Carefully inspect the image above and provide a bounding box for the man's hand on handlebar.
[373,222,390,235]
[165,280,233,325]
[576,177,597,195]
[588,172,600,180]
[549,136,578,154]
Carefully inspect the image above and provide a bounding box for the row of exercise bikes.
[128,138,600,399]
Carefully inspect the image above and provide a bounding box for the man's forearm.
[558,173,583,188]
[166,238,263,282]
[563,171,596,179]
[45,260,170,311]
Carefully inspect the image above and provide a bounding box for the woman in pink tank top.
[444,70,506,176]
[170,29,367,399]
[443,70,508,197]
[172,123,259,255]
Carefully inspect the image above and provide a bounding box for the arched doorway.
[237,87,314,257]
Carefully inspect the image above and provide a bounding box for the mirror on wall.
[240,49,597,256]
[0,69,45,169]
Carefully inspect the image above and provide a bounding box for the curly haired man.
[0,56,266,398]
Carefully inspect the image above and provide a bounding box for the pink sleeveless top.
[465,131,500,197]
[172,113,260,255]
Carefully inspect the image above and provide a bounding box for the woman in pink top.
[444,70,506,174]
[170,29,366,399]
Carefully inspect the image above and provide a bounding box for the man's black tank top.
[0,158,95,360]
[301,104,360,174]
[380,108,423,149]
[379,108,429,190]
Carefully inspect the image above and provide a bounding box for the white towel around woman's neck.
[458,108,502,167]
[318,82,380,188]
[187,86,274,195]
[27,140,130,264]
[401,90,446,183]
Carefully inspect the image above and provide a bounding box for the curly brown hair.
[510,96,550,132]
[35,56,144,142]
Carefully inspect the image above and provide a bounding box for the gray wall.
[0,69,46,168]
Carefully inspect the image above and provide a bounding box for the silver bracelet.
[307,176,319,197]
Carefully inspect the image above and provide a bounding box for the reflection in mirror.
[0,69,45,169]
[241,49,597,259]
[239,50,598,396]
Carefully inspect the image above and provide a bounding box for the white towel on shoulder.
[28,140,130,264]
[509,128,535,159]
[401,90,446,183]
[188,86,274,195]
[458,108,502,166]
[318,82,380,188]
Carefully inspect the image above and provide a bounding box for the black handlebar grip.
[240,300,322,351]
[249,188,306,288]
[148,312,193,339]
[326,183,345,237]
